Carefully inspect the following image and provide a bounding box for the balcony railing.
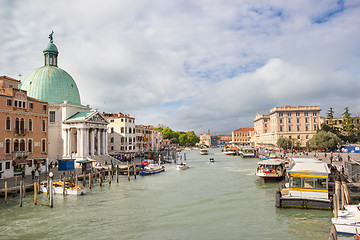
[12,151,30,159]
[14,128,27,136]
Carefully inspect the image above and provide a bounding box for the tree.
[186,131,200,146]
[277,137,293,150]
[178,134,188,146]
[342,107,357,137]
[310,130,341,151]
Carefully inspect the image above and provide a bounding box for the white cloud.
[1,0,360,134]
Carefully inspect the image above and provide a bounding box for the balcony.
[14,128,27,136]
[12,151,30,160]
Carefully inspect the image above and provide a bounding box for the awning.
[12,159,31,166]
[34,159,46,164]
[76,160,93,164]
[0,170,4,173]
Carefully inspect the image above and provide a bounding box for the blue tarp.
[342,146,360,153]
[58,160,75,171]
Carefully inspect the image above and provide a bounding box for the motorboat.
[140,163,165,175]
[256,159,286,178]
[241,148,255,158]
[200,148,208,155]
[332,205,360,236]
[39,181,87,195]
[209,158,215,163]
[223,147,237,155]
[177,162,189,170]
[275,158,332,210]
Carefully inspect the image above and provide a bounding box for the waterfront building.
[135,125,163,154]
[199,134,219,147]
[103,112,136,159]
[232,127,254,147]
[254,105,321,148]
[219,135,232,145]
[21,33,112,167]
[0,76,48,178]
[323,117,360,135]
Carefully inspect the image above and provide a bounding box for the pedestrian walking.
[31,169,35,180]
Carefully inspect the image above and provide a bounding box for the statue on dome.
[49,31,54,43]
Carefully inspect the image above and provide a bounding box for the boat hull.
[39,182,87,195]
[332,220,360,235]
[139,168,165,175]
[275,190,331,210]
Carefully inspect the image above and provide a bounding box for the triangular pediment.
[86,112,109,124]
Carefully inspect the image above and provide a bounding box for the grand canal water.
[0,148,345,239]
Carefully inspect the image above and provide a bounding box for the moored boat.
[223,147,236,155]
[256,159,286,179]
[275,158,332,210]
[331,205,360,236]
[140,163,165,175]
[177,162,189,170]
[40,181,87,195]
[241,148,255,158]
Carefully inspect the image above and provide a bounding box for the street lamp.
[49,172,54,208]
[338,143,341,161]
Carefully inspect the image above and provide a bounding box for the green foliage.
[157,126,199,146]
[342,107,357,136]
[310,130,341,151]
[326,107,334,119]
[277,137,293,150]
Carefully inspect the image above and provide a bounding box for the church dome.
[21,32,81,106]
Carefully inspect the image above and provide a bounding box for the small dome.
[21,65,81,106]
[43,42,58,53]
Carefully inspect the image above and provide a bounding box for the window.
[129,128,132,134]
[42,120,46,132]
[5,139,11,154]
[305,118,308,123]
[28,119,33,132]
[6,162,10,169]
[288,125,292,132]
[305,125,309,131]
[29,102,33,109]
[290,177,302,188]
[313,112,318,116]
[304,112,308,116]
[5,117,11,131]
[306,135,309,139]
[279,119,283,124]
[280,125,283,132]
[110,137,114,143]
[297,125,300,131]
[42,105,47,111]
[22,102,26,108]
[110,120,114,123]
[296,112,300,116]
[121,127,124,133]
[297,135,300,139]
[6,99,12,106]
[314,117,317,123]
[28,139,33,153]
[14,100,18,107]
[50,111,56,122]
[297,118,300,123]
[111,127,114,133]
[314,125,318,131]
[20,118,25,133]
[20,139,25,151]
[14,139,19,152]
[279,113,283,117]
[111,146,114,151]
[121,119,124,122]
[287,112,291,116]
[41,139,46,153]
[288,118,291,123]
[15,117,20,134]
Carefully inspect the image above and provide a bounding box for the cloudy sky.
[1,0,360,135]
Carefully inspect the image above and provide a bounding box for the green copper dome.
[21,32,81,106]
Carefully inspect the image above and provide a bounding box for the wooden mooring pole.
[89,173,92,189]
[116,166,119,183]
[34,182,37,205]
[19,180,23,207]
[108,167,111,185]
[4,181,7,203]
[133,162,137,179]
[127,161,130,181]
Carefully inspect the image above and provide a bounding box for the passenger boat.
[223,147,237,155]
[256,159,286,179]
[200,148,208,155]
[241,148,255,158]
[331,205,360,236]
[139,163,165,175]
[275,158,332,210]
[177,162,189,170]
[39,181,87,195]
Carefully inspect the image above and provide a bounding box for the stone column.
[63,129,68,157]
[77,128,83,157]
[97,129,101,155]
[102,129,106,155]
[91,129,95,155]
[67,128,71,156]
[105,130,108,155]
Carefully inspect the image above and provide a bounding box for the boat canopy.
[258,159,285,165]
[288,161,330,175]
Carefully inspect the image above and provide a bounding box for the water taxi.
[140,163,165,175]
[200,148,209,155]
[275,158,332,210]
[39,181,87,195]
[209,158,215,163]
[241,148,255,158]
[177,162,189,170]
[256,159,286,179]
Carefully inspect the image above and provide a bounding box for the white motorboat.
[256,159,285,178]
[177,162,189,170]
[40,181,87,195]
[241,148,255,158]
[200,148,208,155]
[140,163,165,175]
[223,147,236,155]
